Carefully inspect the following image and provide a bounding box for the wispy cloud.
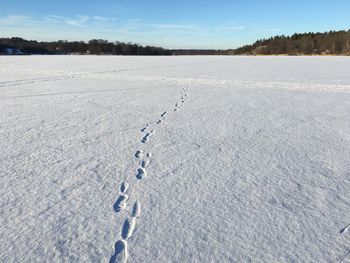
[0,14,244,34]
[65,15,89,26]
[93,16,118,22]
[0,14,92,27]
[0,14,274,48]
[152,23,198,30]
[0,15,36,25]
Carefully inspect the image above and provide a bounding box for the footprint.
[141,124,150,132]
[157,119,162,124]
[120,182,129,194]
[110,240,128,263]
[340,223,350,234]
[141,133,150,143]
[131,201,141,218]
[146,152,152,158]
[141,130,154,144]
[114,194,129,212]
[135,150,143,158]
[136,168,146,179]
[121,217,137,240]
[161,111,168,118]
[141,159,150,168]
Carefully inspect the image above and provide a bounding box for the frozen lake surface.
[1,56,350,262]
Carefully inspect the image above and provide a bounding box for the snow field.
[0,56,350,262]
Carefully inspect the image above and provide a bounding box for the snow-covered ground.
[1,56,350,262]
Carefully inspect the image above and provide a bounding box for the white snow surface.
[1,56,350,262]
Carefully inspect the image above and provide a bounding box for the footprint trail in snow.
[110,86,189,262]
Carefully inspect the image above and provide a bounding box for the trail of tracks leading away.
[110,87,189,263]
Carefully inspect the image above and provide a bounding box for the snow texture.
[1,56,350,262]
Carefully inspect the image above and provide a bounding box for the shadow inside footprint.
[136,168,146,180]
[109,240,127,263]
[121,218,136,240]
[131,201,141,218]
[141,159,150,168]
[141,133,150,143]
[120,182,129,194]
[113,195,128,212]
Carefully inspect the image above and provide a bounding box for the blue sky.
[1,0,350,49]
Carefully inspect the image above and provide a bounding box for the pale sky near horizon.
[1,0,350,49]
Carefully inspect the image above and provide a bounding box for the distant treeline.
[0,37,171,55]
[172,49,230,55]
[233,30,350,55]
[1,30,350,55]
